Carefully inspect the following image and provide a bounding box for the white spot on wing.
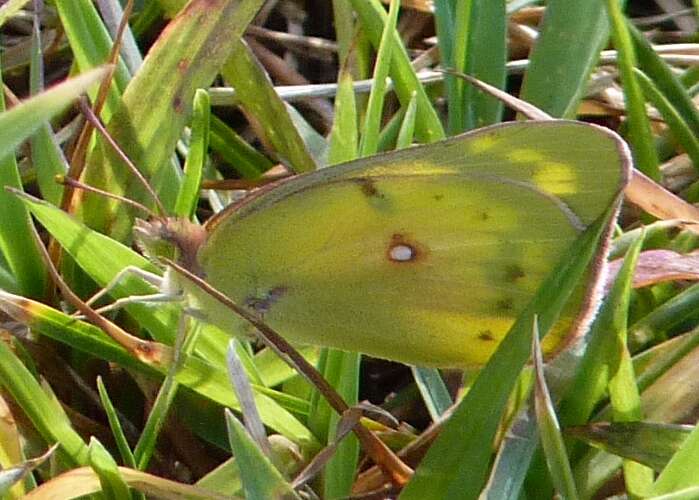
[390,244,415,262]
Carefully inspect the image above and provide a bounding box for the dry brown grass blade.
[626,169,699,231]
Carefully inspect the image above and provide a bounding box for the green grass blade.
[634,69,699,170]
[0,291,318,448]
[209,115,273,179]
[0,67,108,158]
[629,23,699,137]
[28,10,67,206]
[520,0,611,118]
[558,233,642,428]
[400,206,620,499]
[432,0,458,133]
[174,88,209,219]
[0,0,30,28]
[224,410,300,500]
[88,438,131,500]
[359,0,399,156]
[649,419,699,495]
[395,92,417,149]
[411,367,452,421]
[567,422,691,473]
[310,65,362,498]
[0,340,88,467]
[451,0,505,130]
[604,236,653,495]
[350,0,445,143]
[328,69,358,165]
[54,0,130,119]
[221,39,317,173]
[466,1,506,128]
[450,0,474,132]
[308,349,360,499]
[629,283,699,351]
[79,0,266,240]
[605,0,660,179]
[96,378,138,470]
[532,321,579,500]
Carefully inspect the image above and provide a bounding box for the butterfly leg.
[72,266,172,318]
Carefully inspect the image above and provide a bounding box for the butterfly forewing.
[191,121,629,367]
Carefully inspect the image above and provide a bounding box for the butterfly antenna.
[56,175,158,219]
[24,209,168,364]
[78,98,168,217]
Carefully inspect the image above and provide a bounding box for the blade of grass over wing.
[359,0,399,157]
[174,88,209,219]
[532,319,579,500]
[400,204,620,499]
[559,232,643,428]
[224,410,301,500]
[350,0,445,143]
[220,39,317,173]
[605,0,660,180]
[520,0,611,118]
[77,0,266,240]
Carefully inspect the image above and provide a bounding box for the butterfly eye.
[388,243,416,262]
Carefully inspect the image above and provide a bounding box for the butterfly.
[137,119,630,368]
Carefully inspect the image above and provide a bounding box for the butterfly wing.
[194,121,630,367]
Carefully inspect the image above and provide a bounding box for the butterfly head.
[134,217,207,277]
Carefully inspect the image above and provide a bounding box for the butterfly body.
[159,120,630,367]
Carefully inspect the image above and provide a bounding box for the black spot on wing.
[478,330,495,342]
[244,286,287,316]
[505,264,526,283]
[354,177,384,199]
[496,297,515,312]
